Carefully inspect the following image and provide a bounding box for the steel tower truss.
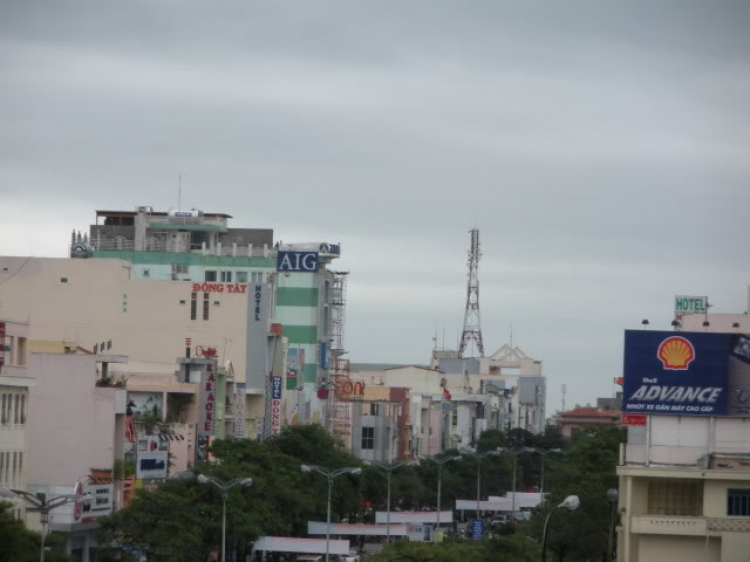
[458,228,485,358]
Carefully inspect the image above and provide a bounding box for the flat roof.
[95,210,233,219]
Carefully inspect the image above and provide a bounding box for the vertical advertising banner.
[233,383,246,439]
[271,376,282,435]
[622,330,750,416]
[0,322,5,367]
[246,283,269,390]
[198,360,218,437]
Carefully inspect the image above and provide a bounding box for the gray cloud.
[1,0,749,410]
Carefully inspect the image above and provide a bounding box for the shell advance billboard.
[623,330,750,417]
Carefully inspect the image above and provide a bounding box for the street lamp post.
[541,495,580,562]
[606,489,619,562]
[0,486,91,562]
[301,465,362,562]
[462,449,500,520]
[365,460,415,545]
[526,448,563,498]
[419,454,460,540]
[498,447,534,522]
[197,475,253,562]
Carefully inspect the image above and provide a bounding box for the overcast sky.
[2,1,749,412]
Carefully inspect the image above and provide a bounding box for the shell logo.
[657,336,696,370]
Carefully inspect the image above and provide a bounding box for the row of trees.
[26,423,617,561]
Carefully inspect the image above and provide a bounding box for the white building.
[0,320,32,520]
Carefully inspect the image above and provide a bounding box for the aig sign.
[277,251,318,272]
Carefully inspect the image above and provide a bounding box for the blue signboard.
[277,251,319,272]
[622,330,750,417]
[470,519,484,540]
[319,342,329,369]
[272,376,282,400]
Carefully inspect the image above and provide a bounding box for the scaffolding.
[328,272,353,443]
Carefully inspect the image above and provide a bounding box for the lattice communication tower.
[458,228,485,358]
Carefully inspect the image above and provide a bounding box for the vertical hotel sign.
[0,322,5,367]
[246,283,269,391]
[271,376,282,435]
[199,359,218,437]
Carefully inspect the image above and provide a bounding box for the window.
[203,293,210,321]
[220,271,232,282]
[19,395,25,425]
[361,427,375,450]
[370,404,380,416]
[205,270,217,282]
[14,395,19,424]
[236,272,248,283]
[0,394,6,424]
[190,292,198,320]
[172,264,188,275]
[728,489,750,516]
[648,479,703,516]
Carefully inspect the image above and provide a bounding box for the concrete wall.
[26,353,125,488]
[0,257,251,379]
[637,535,720,562]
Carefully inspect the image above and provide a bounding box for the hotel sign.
[271,376,282,435]
[674,295,708,315]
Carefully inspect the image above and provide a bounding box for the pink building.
[26,352,128,561]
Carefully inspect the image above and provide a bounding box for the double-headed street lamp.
[0,486,92,562]
[301,465,362,562]
[497,447,534,522]
[419,454,460,538]
[196,475,253,562]
[365,460,415,545]
[541,495,580,562]
[525,448,563,498]
[461,449,500,520]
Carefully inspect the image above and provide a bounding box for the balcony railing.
[631,515,707,535]
[632,515,750,535]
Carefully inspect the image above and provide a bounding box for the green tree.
[0,502,70,562]
[529,426,621,562]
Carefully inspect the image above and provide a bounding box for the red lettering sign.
[192,283,248,294]
[621,414,647,426]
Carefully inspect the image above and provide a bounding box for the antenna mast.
[458,228,485,358]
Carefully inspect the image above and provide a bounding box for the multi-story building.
[434,344,547,434]
[617,321,750,562]
[0,320,32,520]
[0,205,345,440]
[25,351,128,560]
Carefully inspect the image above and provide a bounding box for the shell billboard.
[622,330,750,417]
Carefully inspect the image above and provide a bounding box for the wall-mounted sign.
[621,413,647,426]
[80,484,114,522]
[622,330,750,417]
[137,451,169,479]
[286,348,303,390]
[674,295,708,315]
[277,251,319,272]
[194,346,218,358]
[271,376,282,435]
[191,282,247,294]
[246,284,269,390]
[0,322,5,367]
[336,380,365,399]
[198,361,218,437]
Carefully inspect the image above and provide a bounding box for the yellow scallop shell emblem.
[657,336,695,370]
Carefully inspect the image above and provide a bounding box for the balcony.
[631,515,750,535]
[631,515,707,535]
